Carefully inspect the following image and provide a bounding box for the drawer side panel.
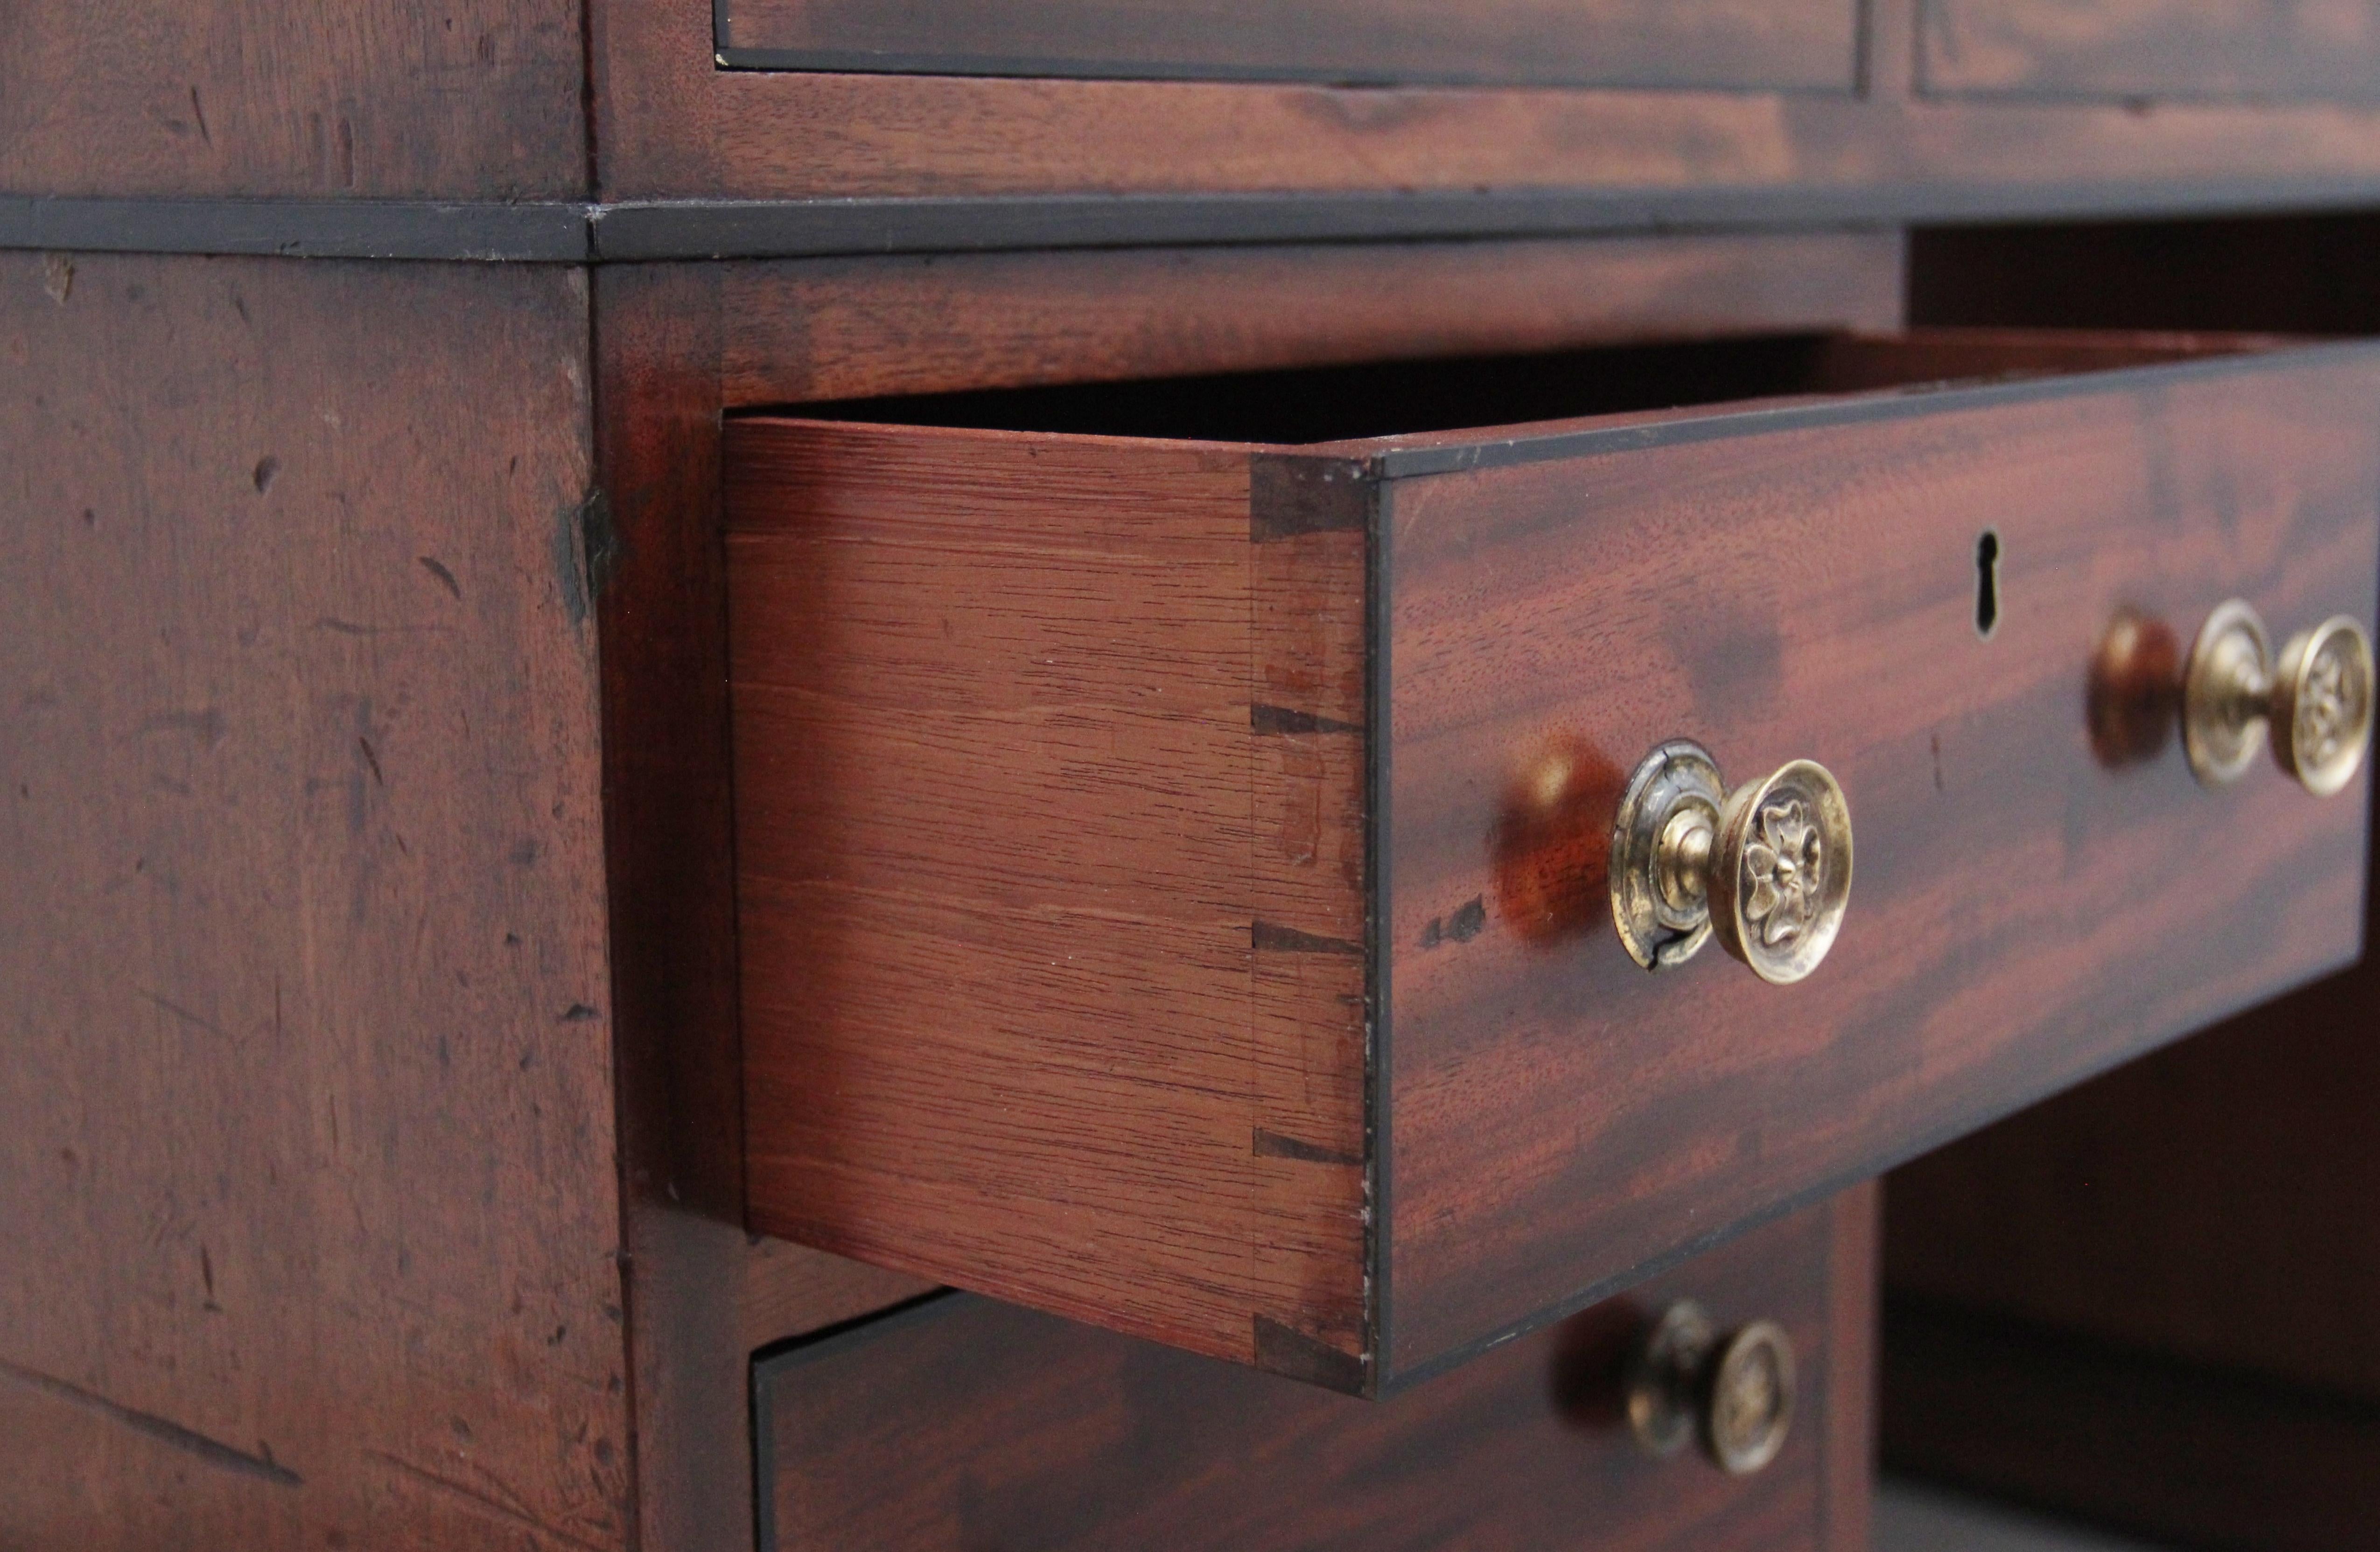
[727,421,1370,1377]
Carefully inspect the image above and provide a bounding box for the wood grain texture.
[1882,841,2380,1404]
[590,263,945,1552]
[1921,0,2380,103]
[594,239,1900,1542]
[1882,211,2380,1550]
[718,0,1857,91]
[1882,1298,2380,1552]
[1382,342,2377,1378]
[1825,1184,1879,1552]
[714,233,1907,408]
[0,255,624,1549]
[729,329,2374,1390]
[726,420,1372,1377]
[593,0,2380,202]
[758,1192,1873,1552]
[0,0,586,200]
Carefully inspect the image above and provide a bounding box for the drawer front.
[718,0,1857,92]
[1383,345,2378,1377]
[729,333,2378,1393]
[756,1191,1874,1552]
[1920,0,2380,102]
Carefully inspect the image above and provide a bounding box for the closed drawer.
[725,329,2378,1391]
[1920,0,2380,103]
[755,1190,1874,1552]
[717,0,1857,92]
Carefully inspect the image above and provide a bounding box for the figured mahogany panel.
[593,0,2380,203]
[1922,0,2380,103]
[602,234,1898,1541]
[731,333,2377,1392]
[1383,343,2378,1377]
[757,1190,1876,1552]
[718,0,1856,91]
[0,0,585,199]
[1884,791,2380,1400]
[715,233,1906,408]
[0,255,623,1549]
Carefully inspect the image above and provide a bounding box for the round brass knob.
[2273,616,2375,797]
[2185,600,2374,796]
[1626,1300,1797,1475]
[1611,740,1853,983]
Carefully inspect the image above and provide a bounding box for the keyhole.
[1975,530,2001,638]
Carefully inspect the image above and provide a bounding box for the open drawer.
[723,329,2378,1393]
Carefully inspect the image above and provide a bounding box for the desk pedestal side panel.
[0,254,627,1552]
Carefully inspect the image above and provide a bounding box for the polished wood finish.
[728,330,2376,1389]
[757,1189,1877,1552]
[727,418,1373,1379]
[0,254,626,1549]
[580,237,1899,1547]
[1883,209,2380,1552]
[1882,1298,2380,1552]
[591,0,2380,203]
[1379,337,2373,1377]
[719,0,1856,90]
[715,232,1906,407]
[1886,940,2380,1405]
[0,0,585,200]
[1921,0,2380,103]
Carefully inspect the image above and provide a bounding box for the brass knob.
[1626,1300,1796,1476]
[1610,740,1853,984]
[2184,601,2374,796]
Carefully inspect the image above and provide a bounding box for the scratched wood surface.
[0,0,586,199]
[729,332,2377,1391]
[0,254,625,1549]
[758,1189,1876,1552]
[1921,0,2380,103]
[717,0,1856,90]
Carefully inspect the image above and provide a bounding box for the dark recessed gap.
[1975,530,2002,638]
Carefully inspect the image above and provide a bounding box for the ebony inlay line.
[11,177,2380,263]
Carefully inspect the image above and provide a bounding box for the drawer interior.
[768,327,2253,445]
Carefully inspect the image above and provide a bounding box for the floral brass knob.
[1626,1300,1797,1476]
[1611,740,1853,984]
[2184,601,2374,796]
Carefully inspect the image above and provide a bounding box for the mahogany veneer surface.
[757,1189,1876,1552]
[727,330,2377,1391]
[588,239,1899,1550]
[717,0,1857,90]
[0,254,625,1549]
[0,0,585,200]
[1921,0,2380,103]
